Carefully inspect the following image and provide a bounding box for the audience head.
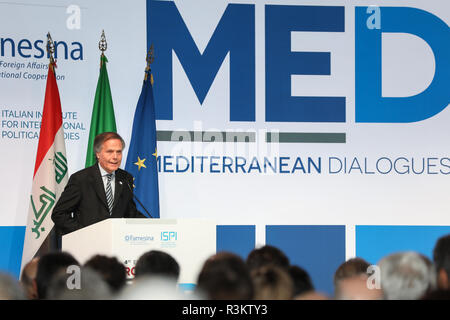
[334,257,370,286]
[134,250,180,282]
[46,267,111,300]
[20,257,39,299]
[289,265,314,297]
[421,289,450,300]
[118,277,189,300]
[246,245,290,272]
[17,240,447,301]
[334,274,383,300]
[378,251,436,300]
[196,252,253,300]
[433,233,450,290]
[334,257,375,299]
[0,272,25,300]
[84,255,126,293]
[35,251,79,299]
[251,265,294,299]
[294,291,329,300]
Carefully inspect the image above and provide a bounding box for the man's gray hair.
[379,251,437,300]
[93,132,125,153]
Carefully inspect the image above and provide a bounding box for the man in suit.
[52,132,145,235]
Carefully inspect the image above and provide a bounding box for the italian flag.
[21,61,68,270]
[85,54,116,167]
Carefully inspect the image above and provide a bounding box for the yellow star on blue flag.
[134,157,147,171]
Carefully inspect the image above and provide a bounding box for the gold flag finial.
[98,30,108,68]
[99,30,107,54]
[46,32,56,71]
[145,44,155,83]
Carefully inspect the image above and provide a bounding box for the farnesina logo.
[0,36,83,60]
[147,1,449,124]
[124,234,154,244]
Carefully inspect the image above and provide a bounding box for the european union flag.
[125,67,159,218]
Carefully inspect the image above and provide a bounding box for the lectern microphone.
[120,180,154,219]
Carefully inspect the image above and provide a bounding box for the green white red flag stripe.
[21,62,68,271]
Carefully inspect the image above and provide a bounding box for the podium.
[62,218,216,286]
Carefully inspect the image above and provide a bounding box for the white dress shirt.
[98,163,116,198]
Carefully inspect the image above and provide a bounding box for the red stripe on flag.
[34,64,63,177]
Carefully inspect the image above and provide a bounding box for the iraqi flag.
[21,61,68,270]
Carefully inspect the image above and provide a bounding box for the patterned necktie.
[106,173,113,215]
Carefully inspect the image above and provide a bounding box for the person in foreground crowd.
[378,251,436,300]
[35,251,79,299]
[334,257,370,287]
[247,245,326,299]
[433,234,450,290]
[196,252,254,300]
[84,255,127,294]
[46,267,111,300]
[251,265,294,299]
[246,245,290,272]
[288,265,315,297]
[334,274,383,300]
[0,272,25,300]
[119,250,185,300]
[333,257,382,300]
[52,132,145,235]
[20,257,39,300]
[134,250,180,282]
[6,237,450,300]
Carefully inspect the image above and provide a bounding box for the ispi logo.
[161,231,177,248]
[161,231,177,241]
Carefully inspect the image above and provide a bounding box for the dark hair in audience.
[289,265,314,296]
[84,255,126,293]
[46,267,111,300]
[251,265,294,300]
[20,257,39,300]
[433,234,450,279]
[246,245,290,272]
[35,252,79,299]
[134,250,180,281]
[334,257,371,286]
[196,252,254,300]
[421,289,450,300]
[93,132,125,153]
